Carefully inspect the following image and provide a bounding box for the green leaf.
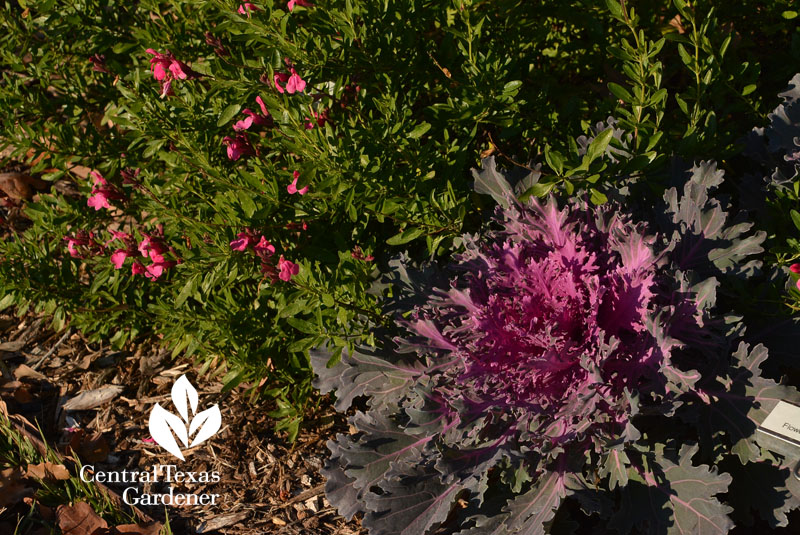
[782,10,798,19]
[408,122,431,139]
[502,80,523,95]
[791,210,800,232]
[386,227,425,246]
[590,188,609,205]
[608,82,633,103]
[174,277,196,308]
[0,294,15,311]
[287,317,318,334]
[585,128,614,164]
[237,190,257,218]
[742,84,757,96]
[217,104,241,127]
[544,146,565,175]
[677,43,693,68]
[605,0,623,18]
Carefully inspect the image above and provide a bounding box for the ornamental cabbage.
[313,159,799,534]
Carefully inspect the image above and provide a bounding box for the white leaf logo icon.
[148,375,221,460]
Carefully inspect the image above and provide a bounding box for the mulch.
[0,312,365,534]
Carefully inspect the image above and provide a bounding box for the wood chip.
[63,385,124,411]
[195,512,250,533]
[13,364,46,380]
[0,340,26,352]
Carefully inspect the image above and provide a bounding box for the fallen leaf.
[14,364,46,381]
[669,14,686,34]
[26,462,71,481]
[13,383,34,403]
[196,512,250,533]
[63,385,124,411]
[68,430,109,463]
[57,502,108,535]
[0,173,32,200]
[0,466,34,507]
[111,521,163,535]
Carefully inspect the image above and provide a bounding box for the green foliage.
[0,0,798,436]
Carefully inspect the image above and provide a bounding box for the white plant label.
[760,400,800,445]
[148,375,221,461]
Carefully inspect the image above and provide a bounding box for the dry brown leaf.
[0,466,34,507]
[110,521,164,535]
[57,501,109,535]
[14,364,46,381]
[63,385,124,411]
[13,383,34,403]
[669,14,686,34]
[26,461,71,481]
[68,430,110,463]
[0,173,47,201]
[0,173,32,200]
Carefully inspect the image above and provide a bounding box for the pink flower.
[86,171,123,211]
[261,262,280,283]
[791,263,800,274]
[120,167,141,185]
[287,0,313,11]
[286,221,308,231]
[145,262,175,281]
[132,261,146,275]
[287,171,308,195]
[286,69,306,93]
[277,255,300,281]
[90,170,106,186]
[230,232,256,251]
[89,54,110,74]
[351,246,374,262]
[237,3,261,16]
[222,134,255,160]
[233,98,273,131]
[148,248,166,264]
[256,95,269,115]
[87,191,113,210]
[145,49,198,98]
[105,230,132,245]
[304,108,329,130]
[273,72,290,94]
[138,234,168,258]
[274,68,306,94]
[205,32,229,57]
[64,233,91,258]
[254,236,276,257]
[110,249,129,269]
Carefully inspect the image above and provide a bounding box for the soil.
[0,313,366,534]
